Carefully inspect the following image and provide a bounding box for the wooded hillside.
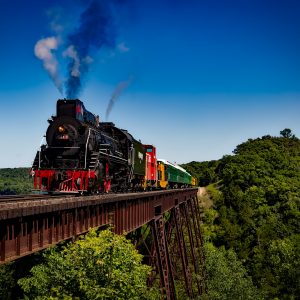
[188,131,300,298]
[0,168,32,195]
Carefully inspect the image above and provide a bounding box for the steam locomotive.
[31,99,196,194]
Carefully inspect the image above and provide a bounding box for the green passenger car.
[157,159,192,187]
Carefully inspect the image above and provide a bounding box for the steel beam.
[174,205,194,298]
[151,217,176,300]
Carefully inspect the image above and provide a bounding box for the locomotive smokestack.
[106,76,133,120]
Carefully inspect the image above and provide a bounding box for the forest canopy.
[0,168,32,195]
[190,130,300,298]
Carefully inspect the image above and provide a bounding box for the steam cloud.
[106,76,133,120]
[34,37,63,94]
[65,0,122,98]
[63,45,81,77]
[35,0,128,98]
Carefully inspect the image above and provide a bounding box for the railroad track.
[0,194,72,203]
[0,188,197,204]
[0,191,150,204]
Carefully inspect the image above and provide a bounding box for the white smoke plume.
[63,45,80,77]
[106,76,134,120]
[34,36,63,94]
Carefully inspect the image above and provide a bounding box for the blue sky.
[0,0,299,167]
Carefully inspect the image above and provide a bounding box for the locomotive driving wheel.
[88,161,111,194]
[86,162,102,194]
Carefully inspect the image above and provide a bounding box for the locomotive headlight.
[58,126,65,133]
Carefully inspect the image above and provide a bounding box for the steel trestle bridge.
[0,188,206,299]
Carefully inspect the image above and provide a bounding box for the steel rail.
[0,194,73,203]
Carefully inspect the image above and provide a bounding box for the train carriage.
[144,145,157,189]
[157,159,193,189]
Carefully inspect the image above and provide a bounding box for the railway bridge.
[0,189,206,299]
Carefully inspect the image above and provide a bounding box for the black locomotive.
[31,99,146,193]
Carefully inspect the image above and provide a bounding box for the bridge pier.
[144,198,207,299]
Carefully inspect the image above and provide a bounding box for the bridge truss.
[0,189,206,299]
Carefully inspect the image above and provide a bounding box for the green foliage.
[204,243,261,300]
[200,134,300,298]
[181,160,220,186]
[252,234,300,298]
[280,128,296,139]
[206,184,223,204]
[0,168,33,195]
[18,229,159,300]
[0,264,15,300]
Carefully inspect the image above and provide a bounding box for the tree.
[252,235,300,297]
[204,243,261,299]
[181,160,220,186]
[0,264,15,300]
[280,128,295,138]
[0,168,33,195]
[18,229,159,300]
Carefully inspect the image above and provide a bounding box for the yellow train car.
[191,176,197,187]
[157,160,168,188]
